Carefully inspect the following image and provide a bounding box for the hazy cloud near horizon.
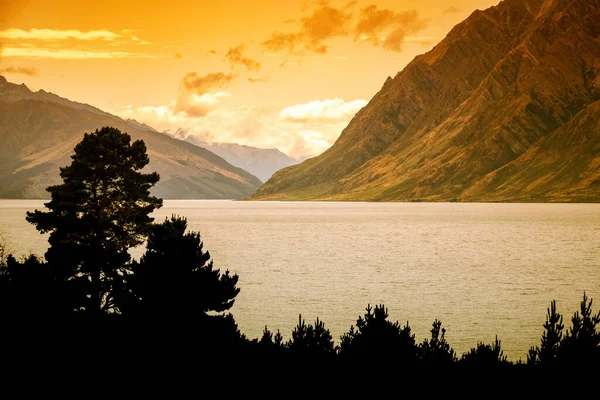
[0,65,38,76]
[116,96,367,159]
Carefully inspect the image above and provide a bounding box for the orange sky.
[0,0,499,158]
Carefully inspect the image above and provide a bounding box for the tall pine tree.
[26,127,162,316]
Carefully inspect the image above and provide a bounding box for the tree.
[286,315,335,357]
[26,127,162,316]
[420,319,456,366]
[459,337,509,368]
[560,293,600,365]
[126,215,240,319]
[528,300,564,366]
[339,304,417,364]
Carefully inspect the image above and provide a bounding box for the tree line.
[0,126,598,367]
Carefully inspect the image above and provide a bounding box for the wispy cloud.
[225,43,261,71]
[443,7,461,14]
[1,47,159,59]
[0,65,38,76]
[263,4,352,54]
[280,98,367,123]
[263,3,427,55]
[354,5,428,52]
[0,28,120,41]
[248,76,270,83]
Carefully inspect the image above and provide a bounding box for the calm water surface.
[1,199,599,361]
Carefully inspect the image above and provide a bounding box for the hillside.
[251,0,600,202]
[0,77,262,199]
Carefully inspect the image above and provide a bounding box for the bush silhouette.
[559,293,600,366]
[420,319,456,366]
[528,300,564,367]
[286,315,335,357]
[0,254,84,320]
[460,336,509,368]
[339,304,417,364]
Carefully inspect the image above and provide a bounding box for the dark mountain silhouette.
[252,0,600,202]
[0,76,262,199]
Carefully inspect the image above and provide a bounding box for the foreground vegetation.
[0,127,598,368]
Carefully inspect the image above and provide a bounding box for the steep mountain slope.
[252,0,600,202]
[0,77,262,199]
[181,134,299,182]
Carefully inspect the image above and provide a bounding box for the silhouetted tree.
[339,304,417,364]
[0,233,11,266]
[420,319,456,366]
[125,215,240,319]
[460,336,510,368]
[528,300,564,367]
[26,127,162,316]
[260,326,284,349]
[0,254,84,319]
[559,293,600,366]
[287,315,335,357]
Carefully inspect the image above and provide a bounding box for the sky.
[0,0,500,159]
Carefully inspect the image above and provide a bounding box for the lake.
[1,199,599,361]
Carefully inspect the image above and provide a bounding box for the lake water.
[1,199,599,361]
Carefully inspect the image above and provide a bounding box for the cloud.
[280,98,367,123]
[0,28,120,41]
[0,28,153,59]
[0,65,38,76]
[174,72,236,117]
[225,43,261,71]
[263,3,427,55]
[248,76,270,83]
[207,49,217,55]
[175,52,182,59]
[262,4,352,54]
[354,5,427,52]
[443,7,461,14]
[131,36,151,45]
[117,99,358,159]
[0,47,158,59]
[404,35,439,46]
[179,72,236,95]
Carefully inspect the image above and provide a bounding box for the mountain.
[177,133,299,182]
[252,0,600,202]
[0,76,262,199]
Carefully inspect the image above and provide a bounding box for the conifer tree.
[26,127,162,315]
[529,300,564,366]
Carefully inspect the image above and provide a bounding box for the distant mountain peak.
[168,132,299,182]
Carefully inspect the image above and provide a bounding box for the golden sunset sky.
[0,0,499,158]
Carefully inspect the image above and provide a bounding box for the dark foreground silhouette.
[0,127,598,368]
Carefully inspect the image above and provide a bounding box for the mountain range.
[252,0,600,202]
[171,130,299,182]
[0,76,262,199]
